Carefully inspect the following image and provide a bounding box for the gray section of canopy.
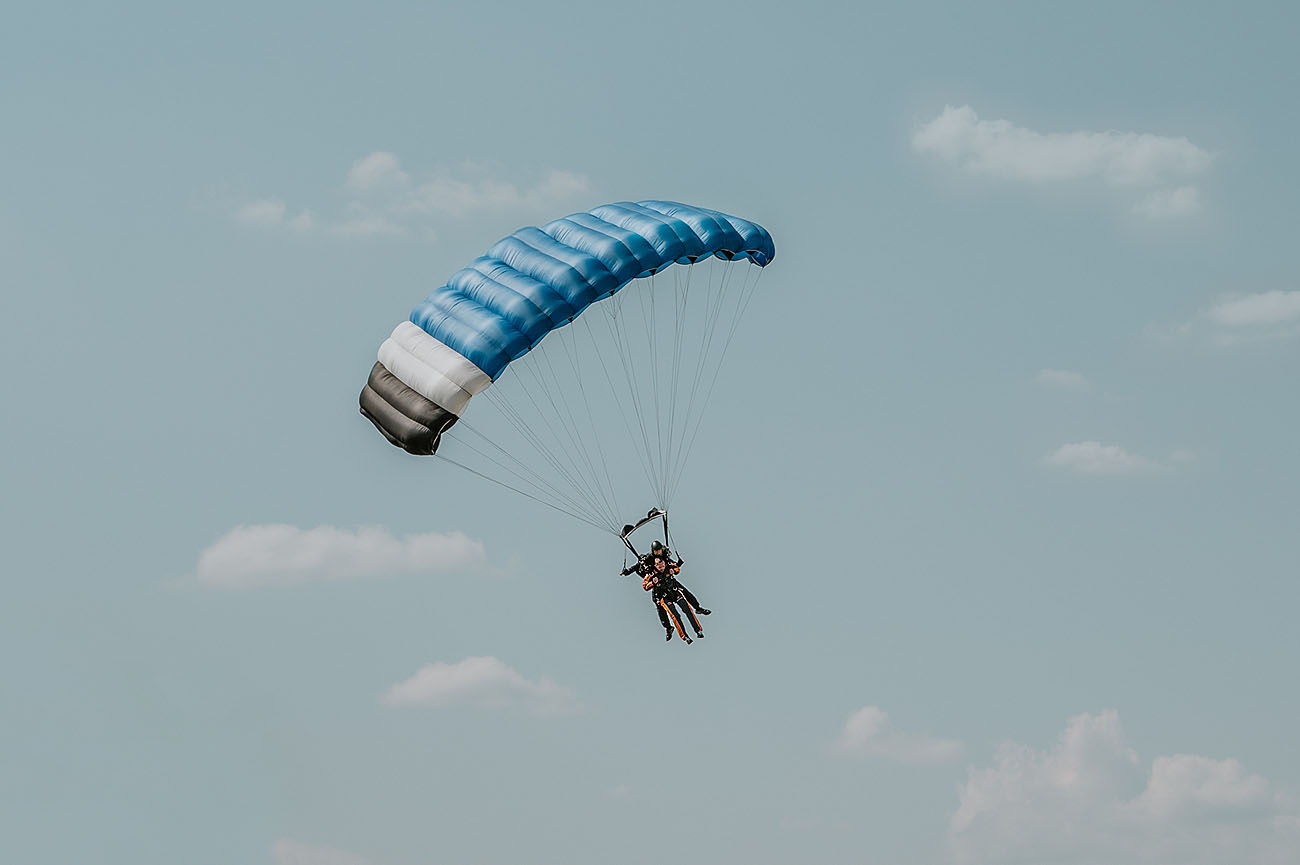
[359,361,459,455]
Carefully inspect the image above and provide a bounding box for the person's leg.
[656,600,674,641]
[660,598,689,642]
[677,598,704,638]
[680,584,710,616]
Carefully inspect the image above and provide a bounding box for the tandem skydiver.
[621,542,711,642]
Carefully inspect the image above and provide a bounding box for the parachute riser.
[618,507,672,559]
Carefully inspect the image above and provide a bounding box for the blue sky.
[3,2,1298,864]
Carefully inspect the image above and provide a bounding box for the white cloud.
[193,524,485,588]
[913,105,1211,186]
[913,105,1210,217]
[346,151,409,191]
[952,710,1141,838]
[328,207,407,238]
[235,198,287,227]
[1206,290,1300,328]
[234,197,316,233]
[1134,184,1202,220]
[286,209,315,233]
[1135,754,1275,820]
[381,655,579,715]
[232,153,590,237]
[1036,368,1089,389]
[1044,441,1164,475]
[834,705,962,764]
[534,167,590,200]
[1155,290,1300,346]
[950,710,1299,865]
[405,167,591,218]
[272,840,376,865]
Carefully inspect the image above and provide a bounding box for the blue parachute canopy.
[358,200,775,530]
[409,201,774,379]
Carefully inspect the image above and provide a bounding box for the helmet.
[651,540,666,554]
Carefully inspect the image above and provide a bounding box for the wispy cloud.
[1044,441,1166,475]
[346,151,409,191]
[272,840,376,865]
[913,105,1211,185]
[382,656,580,715]
[1155,289,1300,346]
[400,166,591,218]
[913,105,1211,218]
[950,710,1299,865]
[328,204,407,238]
[233,152,590,237]
[1133,185,1202,220]
[1036,369,1089,389]
[235,198,287,226]
[234,198,314,232]
[193,524,485,588]
[1207,290,1300,328]
[834,705,962,764]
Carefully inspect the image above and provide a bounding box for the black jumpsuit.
[646,568,705,638]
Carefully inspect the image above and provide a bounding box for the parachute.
[359,200,775,534]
